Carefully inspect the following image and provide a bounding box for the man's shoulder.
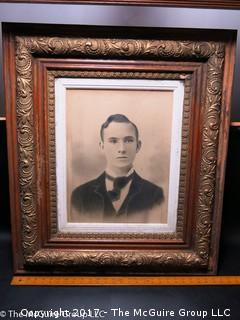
[131,172,164,209]
[72,173,104,196]
[134,172,163,197]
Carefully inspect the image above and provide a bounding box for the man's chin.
[114,162,131,167]
[112,163,133,170]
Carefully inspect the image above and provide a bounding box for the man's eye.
[125,138,134,143]
[109,139,118,144]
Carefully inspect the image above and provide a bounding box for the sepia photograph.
[55,78,184,233]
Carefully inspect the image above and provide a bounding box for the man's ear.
[136,140,142,152]
[99,141,104,150]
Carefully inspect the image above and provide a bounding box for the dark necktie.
[106,173,134,202]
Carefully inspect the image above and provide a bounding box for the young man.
[71,114,164,223]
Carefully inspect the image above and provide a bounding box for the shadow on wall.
[0,121,10,231]
[219,127,240,274]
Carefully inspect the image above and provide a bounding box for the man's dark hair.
[100,114,139,141]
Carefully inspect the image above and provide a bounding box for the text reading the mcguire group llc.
[0,307,231,319]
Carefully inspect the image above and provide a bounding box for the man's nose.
[118,141,126,153]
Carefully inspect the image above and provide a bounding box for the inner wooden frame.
[3,23,236,275]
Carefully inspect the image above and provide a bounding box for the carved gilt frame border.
[4,24,235,274]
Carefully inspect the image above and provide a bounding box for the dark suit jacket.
[71,171,164,223]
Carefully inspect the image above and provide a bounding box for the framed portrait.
[3,23,236,275]
[56,78,184,233]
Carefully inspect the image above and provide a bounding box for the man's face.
[100,122,141,171]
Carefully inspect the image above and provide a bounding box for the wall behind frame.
[0,3,240,120]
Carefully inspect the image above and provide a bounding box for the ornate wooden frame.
[3,23,236,275]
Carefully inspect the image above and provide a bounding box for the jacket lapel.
[92,172,106,197]
[92,172,117,215]
[118,171,143,214]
